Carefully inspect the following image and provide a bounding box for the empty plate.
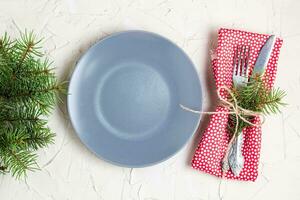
[68,30,202,167]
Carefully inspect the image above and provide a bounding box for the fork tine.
[233,46,238,75]
[242,46,249,77]
[244,46,250,77]
[241,46,247,76]
[237,45,243,76]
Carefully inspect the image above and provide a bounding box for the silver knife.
[252,35,276,76]
[228,35,276,176]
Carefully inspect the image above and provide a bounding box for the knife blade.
[252,35,276,76]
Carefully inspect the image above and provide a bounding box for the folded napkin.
[191,28,283,181]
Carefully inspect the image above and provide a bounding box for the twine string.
[180,85,263,134]
[180,85,264,176]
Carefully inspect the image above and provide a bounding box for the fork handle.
[228,133,245,176]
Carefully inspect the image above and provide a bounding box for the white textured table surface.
[1,0,300,199]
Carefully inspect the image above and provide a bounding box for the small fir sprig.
[0,31,65,178]
[227,75,286,137]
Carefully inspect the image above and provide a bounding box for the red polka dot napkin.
[191,28,283,181]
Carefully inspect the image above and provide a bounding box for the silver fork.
[228,45,250,176]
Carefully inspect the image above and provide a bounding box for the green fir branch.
[0,31,64,178]
[227,75,286,137]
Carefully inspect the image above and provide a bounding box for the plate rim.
[67,30,203,168]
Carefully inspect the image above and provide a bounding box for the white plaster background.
[0,0,300,199]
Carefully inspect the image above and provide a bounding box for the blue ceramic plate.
[68,31,202,167]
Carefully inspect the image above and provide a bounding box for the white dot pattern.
[191,28,283,181]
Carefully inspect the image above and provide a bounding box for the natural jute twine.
[180,85,265,176]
